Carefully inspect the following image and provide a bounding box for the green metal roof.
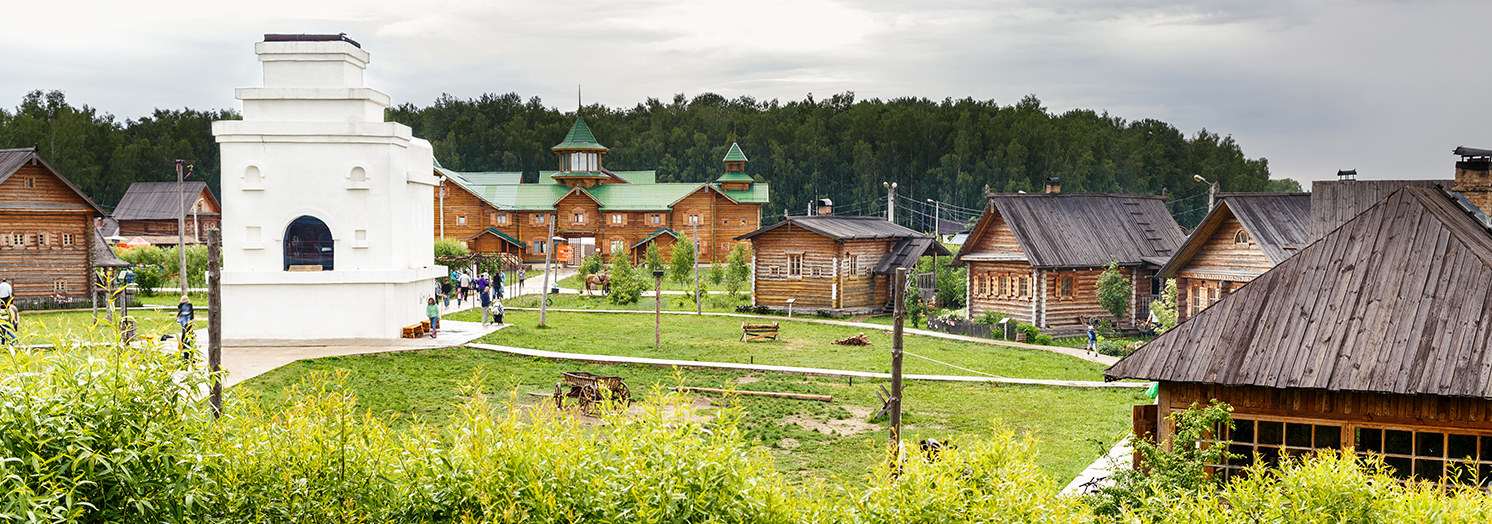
[439,166,523,186]
[629,228,679,250]
[611,170,656,184]
[470,227,522,246]
[551,117,608,151]
[723,142,748,162]
[715,172,754,183]
[717,182,770,204]
[587,184,704,210]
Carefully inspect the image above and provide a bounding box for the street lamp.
[1194,174,1219,211]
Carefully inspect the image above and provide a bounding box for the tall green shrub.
[606,259,643,305]
[1150,278,1179,334]
[1095,259,1132,321]
[667,238,695,286]
[578,252,604,277]
[644,241,665,275]
[726,243,751,295]
[433,237,469,259]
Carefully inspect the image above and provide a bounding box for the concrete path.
[220,318,503,386]
[467,342,1145,388]
[505,307,1121,366]
[1061,437,1133,495]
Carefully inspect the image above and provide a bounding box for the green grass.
[236,346,1143,486]
[557,270,733,292]
[457,309,1106,381]
[504,291,751,313]
[17,306,204,345]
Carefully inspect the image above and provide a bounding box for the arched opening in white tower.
[284,216,334,271]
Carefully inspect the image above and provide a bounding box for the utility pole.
[439,177,446,238]
[883,181,897,225]
[890,267,906,451]
[207,228,222,418]
[175,160,190,299]
[540,214,554,326]
[693,221,701,315]
[927,198,940,307]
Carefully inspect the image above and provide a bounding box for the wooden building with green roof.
[434,118,769,264]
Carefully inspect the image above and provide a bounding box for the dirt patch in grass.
[734,376,762,384]
[784,405,878,436]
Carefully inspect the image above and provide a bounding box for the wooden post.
[654,270,664,350]
[693,221,701,315]
[176,160,188,300]
[207,228,222,418]
[540,214,554,326]
[890,267,906,450]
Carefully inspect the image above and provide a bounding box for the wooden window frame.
[1059,276,1074,299]
[788,254,803,277]
[610,240,625,254]
[61,233,74,246]
[688,214,700,225]
[496,214,508,225]
[534,214,546,225]
[53,279,66,293]
[10,233,23,247]
[650,214,662,225]
[23,177,34,188]
[849,255,859,276]
[457,215,467,225]
[1019,276,1031,298]
[611,214,625,225]
[573,213,586,225]
[37,233,47,247]
[1234,230,1250,245]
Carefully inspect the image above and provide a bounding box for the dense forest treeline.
[0,89,1291,228]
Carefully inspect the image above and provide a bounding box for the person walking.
[441,278,452,308]
[492,298,504,325]
[1085,324,1098,355]
[478,281,493,327]
[177,296,195,331]
[458,270,472,306]
[426,297,440,338]
[0,277,11,309]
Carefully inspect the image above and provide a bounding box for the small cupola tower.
[550,117,611,188]
[716,142,754,191]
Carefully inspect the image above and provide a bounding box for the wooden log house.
[110,181,222,245]
[434,119,768,264]
[952,180,1186,333]
[1108,182,1492,484]
[1156,193,1310,322]
[0,147,112,300]
[735,215,949,312]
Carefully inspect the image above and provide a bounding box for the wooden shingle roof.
[1107,187,1492,398]
[1310,179,1450,241]
[956,193,1185,268]
[113,181,218,220]
[0,147,107,215]
[735,216,929,242]
[1158,193,1311,277]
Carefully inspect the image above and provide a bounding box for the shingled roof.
[954,193,1185,268]
[735,215,929,242]
[1107,187,1492,398]
[0,147,107,215]
[1310,179,1450,241]
[113,181,218,220]
[1158,193,1311,277]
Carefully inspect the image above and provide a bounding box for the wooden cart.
[554,371,631,414]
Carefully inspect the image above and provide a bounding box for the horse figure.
[584,272,610,296]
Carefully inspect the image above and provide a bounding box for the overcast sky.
[3,0,1488,185]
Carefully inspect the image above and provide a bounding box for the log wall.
[0,163,100,299]
[750,226,840,309]
[1159,382,1492,443]
[967,260,1037,324]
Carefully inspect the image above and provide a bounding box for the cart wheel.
[554,382,564,409]
[579,384,598,415]
[614,384,631,405]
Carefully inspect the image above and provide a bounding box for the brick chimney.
[1454,147,1492,214]
[1045,177,1061,194]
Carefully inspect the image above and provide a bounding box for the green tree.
[708,262,723,286]
[667,239,695,286]
[644,241,665,275]
[1263,177,1304,192]
[1089,401,1236,519]
[578,253,604,277]
[1149,278,1179,334]
[434,237,470,259]
[1096,259,1132,322]
[605,259,643,305]
[725,244,751,295]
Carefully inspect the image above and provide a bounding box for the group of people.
[426,269,506,339]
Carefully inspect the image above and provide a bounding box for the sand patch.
[784,405,878,436]
[734,376,763,384]
[777,437,801,450]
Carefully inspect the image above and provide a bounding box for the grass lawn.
[17,306,204,345]
[504,291,751,313]
[236,346,1144,486]
[556,271,736,293]
[455,309,1107,381]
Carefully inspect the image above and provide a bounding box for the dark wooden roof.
[1108,187,1492,398]
[872,237,953,275]
[1158,193,1311,277]
[91,230,129,268]
[1311,179,1450,241]
[0,147,107,215]
[735,215,928,242]
[955,193,1185,268]
[113,181,219,220]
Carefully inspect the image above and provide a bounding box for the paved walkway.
[505,307,1121,366]
[220,319,504,386]
[467,343,1145,388]
[1061,438,1133,495]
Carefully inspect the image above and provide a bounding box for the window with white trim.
[37,233,47,246]
[10,233,21,247]
[611,214,625,225]
[457,215,467,225]
[573,213,585,224]
[788,255,803,276]
[496,214,508,225]
[650,214,661,225]
[53,279,66,293]
[534,214,546,225]
[849,255,859,276]
[61,233,73,246]
[610,240,624,253]
[689,214,699,225]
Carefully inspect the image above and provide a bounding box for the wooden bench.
[402,321,431,338]
[741,322,780,342]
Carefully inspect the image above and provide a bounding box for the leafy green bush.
[605,259,644,305]
[1150,278,1179,334]
[667,237,695,286]
[644,240,665,275]
[975,310,1009,325]
[434,237,469,259]
[1088,400,1236,519]
[578,252,604,277]
[726,244,751,295]
[1033,334,1054,346]
[1095,259,1131,321]
[1016,323,1041,341]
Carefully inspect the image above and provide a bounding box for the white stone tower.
[213,34,442,340]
